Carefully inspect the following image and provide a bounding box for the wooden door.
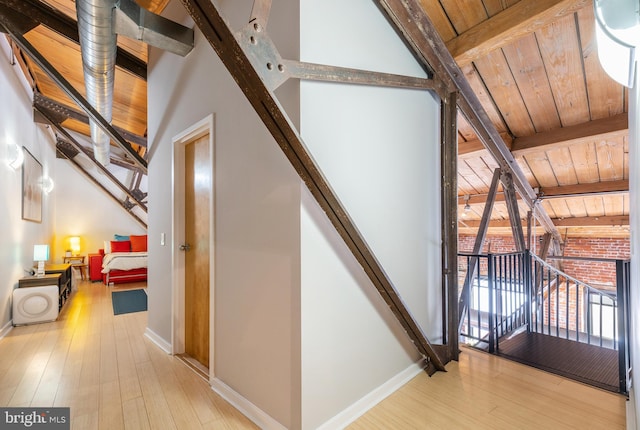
[184,133,210,369]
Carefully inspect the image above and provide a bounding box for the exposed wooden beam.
[0,0,147,79]
[512,114,628,156]
[538,180,628,199]
[459,114,628,158]
[459,132,513,159]
[280,60,436,90]
[441,91,459,361]
[460,215,630,228]
[446,0,591,67]
[459,179,629,205]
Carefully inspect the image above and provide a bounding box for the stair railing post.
[488,253,495,353]
[524,250,532,333]
[616,259,628,394]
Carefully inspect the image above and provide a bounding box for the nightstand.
[63,256,88,280]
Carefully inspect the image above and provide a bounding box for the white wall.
[0,37,56,332]
[628,74,640,426]
[299,0,442,427]
[52,159,146,260]
[147,1,301,427]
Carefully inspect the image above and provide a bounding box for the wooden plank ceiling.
[4,0,630,240]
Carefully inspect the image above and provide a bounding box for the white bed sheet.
[102,252,148,273]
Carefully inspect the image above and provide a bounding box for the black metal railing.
[458,252,528,353]
[530,254,618,349]
[458,250,631,394]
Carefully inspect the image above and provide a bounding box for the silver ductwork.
[76,0,117,166]
[75,0,193,166]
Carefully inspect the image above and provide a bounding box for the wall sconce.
[594,0,640,87]
[39,176,55,193]
[33,244,50,276]
[6,143,24,170]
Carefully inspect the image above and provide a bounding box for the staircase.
[459,251,631,394]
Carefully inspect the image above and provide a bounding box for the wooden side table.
[63,256,88,280]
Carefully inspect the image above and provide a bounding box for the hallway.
[0,280,627,429]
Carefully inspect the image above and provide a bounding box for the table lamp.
[33,244,49,276]
[69,236,81,256]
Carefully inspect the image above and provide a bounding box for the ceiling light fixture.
[462,195,471,216]
[594,0,640,87]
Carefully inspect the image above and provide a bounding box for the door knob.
[179,243,191,251]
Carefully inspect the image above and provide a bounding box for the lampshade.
[69,236,81,255]
[33,244,49,276]
[594,0,640,87]
[33,244,50,261]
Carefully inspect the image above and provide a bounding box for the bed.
[90,235,148,285]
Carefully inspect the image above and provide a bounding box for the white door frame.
[171,114,215,381]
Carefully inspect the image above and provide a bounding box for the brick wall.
[459,235,630,290]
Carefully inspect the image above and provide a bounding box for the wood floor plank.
[0,280,627,429]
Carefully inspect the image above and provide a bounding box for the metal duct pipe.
[76,0,117,166]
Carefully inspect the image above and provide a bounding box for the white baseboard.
[627,387,637,430]
[0,320,13,339]
[144,328,172,353]
[316,361,426,430]
[211,377,287,430]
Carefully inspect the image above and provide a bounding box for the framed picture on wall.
[21,147,42,223]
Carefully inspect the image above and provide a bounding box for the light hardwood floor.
[1,280,627,429]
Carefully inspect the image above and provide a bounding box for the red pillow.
[110,240,131,253]
[130,235,148,252]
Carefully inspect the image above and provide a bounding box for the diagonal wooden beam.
[180,0,448,372]
[459,168,501,329]
[33,93,148,148]
[501,172,526,251]
[36,105,148,212]
[375,0,561,242]
[446,0,591,67]
[0,0,147,79]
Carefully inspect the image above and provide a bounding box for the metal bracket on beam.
[236,21,436,92]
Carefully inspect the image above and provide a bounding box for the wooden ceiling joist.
[511,114,628,156]
[446,0,591,68]
[461,215,630,228]
[0,0,147,79]
[459,114,628,159]
[459,179,629,205]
